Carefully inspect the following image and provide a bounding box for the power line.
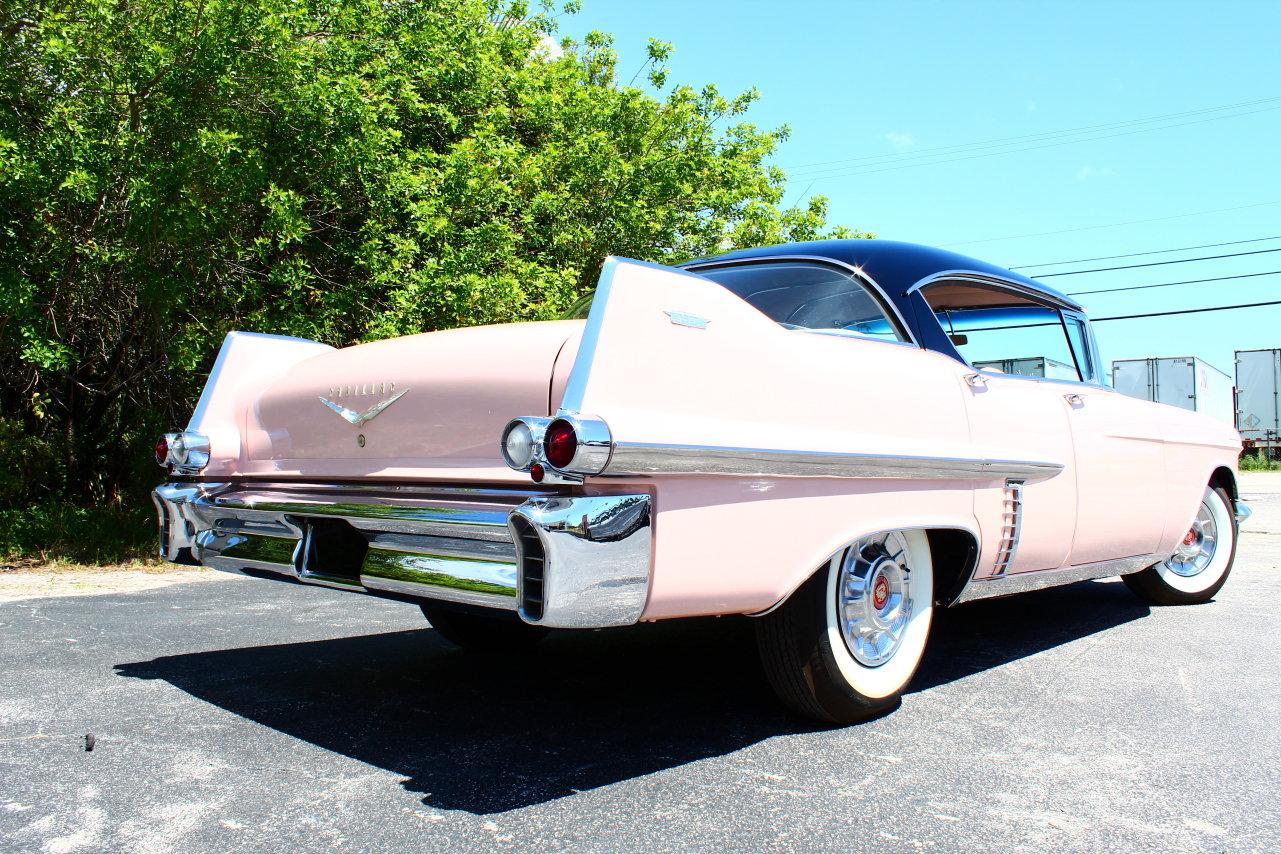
[786,104,1281,182]
[1094,300,1281,322]
[1066,269,1281,296]
[965,298,1281,331]
[1013,234,1281,270]
[948,199,1281,246]
[1033,247,1281,278]
[783,95,1281,172]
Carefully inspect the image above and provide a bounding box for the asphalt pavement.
[2,473,1279,852]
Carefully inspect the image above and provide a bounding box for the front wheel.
[420,605,549,652]
[1123,485,1237,606]
[755,530,934,724]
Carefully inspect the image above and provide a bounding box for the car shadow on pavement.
[115,579,1148,815]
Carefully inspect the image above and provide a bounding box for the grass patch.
[0,502,155,566]
[1240,451,1281,472]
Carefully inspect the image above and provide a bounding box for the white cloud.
[1075,165,1115,182]
[884,132,917,150]
[532,34,564,60]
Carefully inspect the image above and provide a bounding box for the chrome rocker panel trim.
[601,442,1063,482]
[153,482,654,627]
[1235,499,1252,525]
[952,553,1159,605]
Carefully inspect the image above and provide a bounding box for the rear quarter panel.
[565,259,1035,618]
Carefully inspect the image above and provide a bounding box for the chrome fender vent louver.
[511,516,546,622]
[992,479,1024,577]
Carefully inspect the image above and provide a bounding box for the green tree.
[0,0,866,511]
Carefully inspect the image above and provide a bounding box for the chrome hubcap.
[1165,501,1218,577]
[837,532,914,667]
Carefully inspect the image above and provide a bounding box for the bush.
[0,503,155,565]
[1239,451,1281,472]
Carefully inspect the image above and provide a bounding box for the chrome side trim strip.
[602,443,1063,481]
[952,554,1158,605]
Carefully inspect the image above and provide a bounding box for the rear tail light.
[154,431,210,472]
[154,435,172,467]
[499,415,612,479]
[501,421,536,469]
[543,419,578,469]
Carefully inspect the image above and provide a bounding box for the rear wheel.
[755,530,934,724]
[1123,485,1237,606]
[420,605,549,652]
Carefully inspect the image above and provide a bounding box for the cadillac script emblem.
[318,382,408,427]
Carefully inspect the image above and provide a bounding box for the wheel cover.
[1164,500,1218,577]
[836,531,915,667]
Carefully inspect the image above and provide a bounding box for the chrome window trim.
[905,269,1084,312]
[912,270,1111,390]
[682,254,920,347]
[601,442,1063,482]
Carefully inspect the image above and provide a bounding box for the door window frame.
[911,273,1109,389]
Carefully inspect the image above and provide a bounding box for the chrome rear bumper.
[152,482,652,628]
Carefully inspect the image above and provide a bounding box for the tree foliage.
[0,0,866,508]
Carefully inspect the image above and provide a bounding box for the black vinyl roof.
[681,239,1082,319]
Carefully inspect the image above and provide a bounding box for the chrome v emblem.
[317,388,409,427]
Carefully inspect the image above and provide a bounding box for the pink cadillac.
[153,240,1249,724]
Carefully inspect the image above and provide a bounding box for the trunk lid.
[245,320,583,473]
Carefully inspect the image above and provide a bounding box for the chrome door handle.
[964,373,988,389]
[1064,393,1083,406]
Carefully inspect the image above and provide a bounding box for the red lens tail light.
[154,436,170,467]
[543,419,578,469]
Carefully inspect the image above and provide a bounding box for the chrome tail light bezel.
[157,430,211,474]
[499,413,612,480]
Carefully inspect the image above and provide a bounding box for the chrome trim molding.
[602,443,1064,482]
[1235,499,1252,525]
[664,310,710,329]
[905,270,1085,313]
[508,494,652,628]
[991,480,1024,577]
[499,412,612,479]
[952,553,1158,605]
[683,254,920,347]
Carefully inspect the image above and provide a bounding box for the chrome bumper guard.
[152,482,652,629]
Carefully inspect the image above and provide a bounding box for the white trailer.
[1111,357,1235,424]
[973,356,1079,381]
[1235,348,1281,450]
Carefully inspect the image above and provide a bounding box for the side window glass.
[694,262,906,342]
[922,281,1083,382]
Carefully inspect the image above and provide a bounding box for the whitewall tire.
[1123,485,1237,606]
[756,530,934,723]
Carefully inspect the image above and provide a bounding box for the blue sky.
[562,0,1281,381]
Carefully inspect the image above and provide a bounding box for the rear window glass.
[693,261,905,342]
